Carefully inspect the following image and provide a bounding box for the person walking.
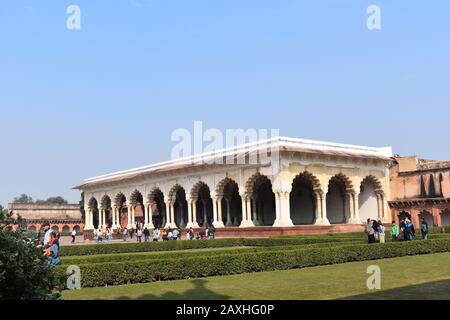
[71,228,77,244]
[137,228,143,243]
[378,221,385,244]
[153,228,159,242]
[366,219,376,244]
[161,228,168,241]
[106,228,111,242]
[172,228,179,241]
[122,227,128,242]
[97,228,103,244]
[187,227,195,240]
[143,227,150,242]
[391,221,399,242]
[208,227,216,240]
[47,232,61,267]
[404,219,415,241]
[43,223,52,247]
[168,229,174,241]
[421,218,429,240]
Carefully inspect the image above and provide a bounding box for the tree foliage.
[13,194,68,205]
[36,197,68,205]
[13,194,34,204]
[0,210,61,300]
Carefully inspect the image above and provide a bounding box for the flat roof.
[75,136,392,189]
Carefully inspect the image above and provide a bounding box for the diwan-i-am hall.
[75,137,393,238]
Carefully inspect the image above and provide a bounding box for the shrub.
[59,238,450,288]
[61,236,364,257]
[0,211,61,300]
[61,241,363,266]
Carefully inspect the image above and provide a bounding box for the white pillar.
[348,193,362,224]
[191,199,199,228]
[320,193,331,225]
[85,208,94,230]
[127,203,132,228]
[111,207,117,230]
[213,197,225,228]
[169,202,177,228]
[116,207,121,229]
[164,201,171,228]
[273,192,293,227]
[315,191,330,226]
[240,195,249,228]
[131,206,136,226]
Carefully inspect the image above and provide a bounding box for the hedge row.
[58,238,450,288]
[61,240,364,266]
[61,237,363,257]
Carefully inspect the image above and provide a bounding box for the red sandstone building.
[389,156,450,228]
[8,203,84,234]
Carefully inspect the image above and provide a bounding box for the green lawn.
[63,252,450,300]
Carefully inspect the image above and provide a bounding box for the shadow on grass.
[114,279,232,301]
[343,279,450,300]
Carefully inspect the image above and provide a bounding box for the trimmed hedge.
[61,241,365,266]
[58,238,450,288]
[61,237,364,257]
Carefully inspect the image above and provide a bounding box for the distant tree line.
[12,194,68,205]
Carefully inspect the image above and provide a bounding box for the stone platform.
[83,224,366,241]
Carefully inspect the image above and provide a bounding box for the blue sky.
[1,0,449,206]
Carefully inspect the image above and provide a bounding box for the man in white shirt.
[43,223,52,246]
[71,229,77,244]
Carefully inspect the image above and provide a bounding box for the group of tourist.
[38,223,61,267]
[95,222,217,243]
[366,217,430,244]
[94,226,114,243]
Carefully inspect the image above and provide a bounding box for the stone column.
[98,209,102,228]
[316,191,330,226]
[432,208,442,227]
[225,198,232,226]
[111,206,117,230]
[213,196,225,228]
[191,199,200,228]
[240,195,249,228]
[85,208,94,230]
[410,209,420,229]
[127,203,132,228]
[382,195,389,223]
[251,197,259,226]
[347,193,362,225]
[376,194,382,221]
[169,202,176,228]
[143,203,149,228]
[164,201,171,228]
[186,199,193,228]
[131,206,136,226]
[273,191,294,227]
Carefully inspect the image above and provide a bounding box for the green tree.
[36,197,68,205]
[79,192,85,221]
[0,210,61,300]
[13,194,33,204]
